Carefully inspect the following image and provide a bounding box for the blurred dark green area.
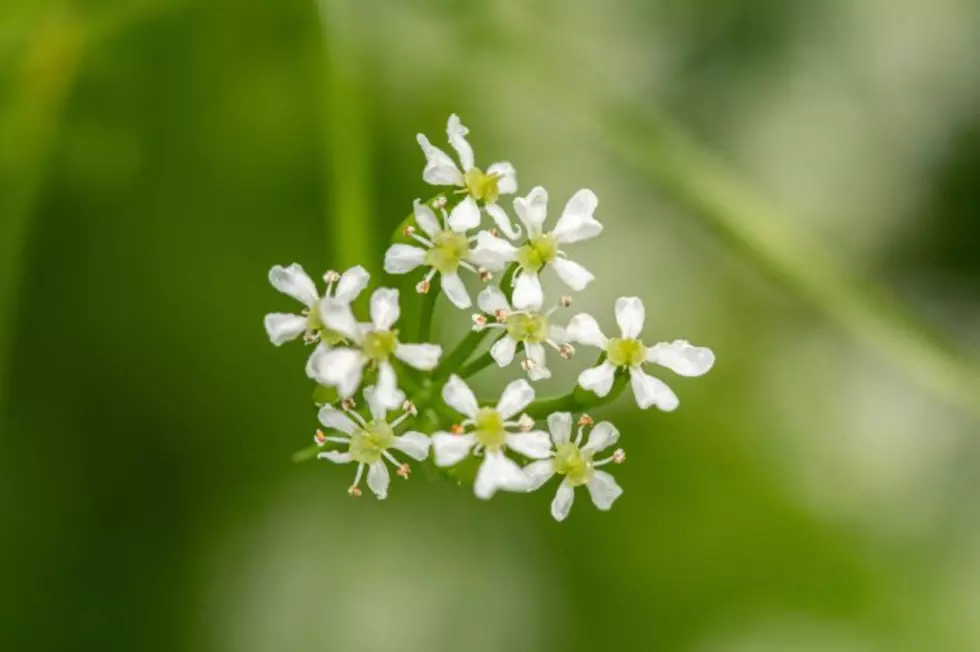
[3,1,980,651]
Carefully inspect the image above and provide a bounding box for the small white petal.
[548,324,568,344]
[524,342,551,381]
[477,285,511,315]
[547,412,573,446]
[269,263,319,307]
[512,272,543,311]
[506,430,553,459]
[393,431,430,461]
[447,196,481,232]
[551,189,601,243]
[474,450,528,499]
[496,378,535,420]
[487,161,517,195]
[648,340,715,377]
[370,288,401,331]
[485,203,522,240]
[615,296,645,339]
[264,313,307,346]
[441,374,479,418]
[469,230,518,271]
[374,362,404,411]
[317,451,352,464]
[413,199,441,238]
[551,481,575,521]
[367,461,390,499]
[431,432,476,467]
[586,470,622,510]
[526,363,552,382]
[362,385,388,420]
[583,421,620,453]
[310,348,365,397]
[394,343,441,370]
[440,273,471,309]
[417,133,464,186]
[446,114,475,172]
[630,367,679,411]
[305,342,329,380]
[578,362,616,397]
[513,186,548,233]
[524,460,556,491]
[566,313,608,348]
[317,405,358,435]
[383,244,427,275]
[551,257,595,291]
[319,301,360,340]
[333,265,370,303]
[490,336,517,367]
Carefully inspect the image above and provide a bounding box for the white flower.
[524,413,625,522]
[315,387,430,499]
[472,285,573,381]
[566,297,715,411]
[470,186,601,310]
[308,287,442,409]
[416,114,521,239]
[430,375,552,500]
[384,197,485,309]
[264,264,369,369]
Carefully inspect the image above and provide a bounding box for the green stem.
[459,334,505,378]
[416,275,439,342]
[523,369,629,419]
[433,329,488,381]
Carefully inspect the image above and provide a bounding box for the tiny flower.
[524,412,624,522]
[316,385,430,499]
[566,297,715,411]
[384,198,484,309]
[416,114,521,238]
[431,375,553,499]
[473,285,571,381]
[264,263,369,370]
[308,288,442,408]
[470,186,602,309]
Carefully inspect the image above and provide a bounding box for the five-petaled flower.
[524,412,625,521]
[567,297,715,410]
[473,285,571,381]
[417,114,521,239]
[384,197,484,309]
[315,387,430,499]
[470,186,601,310]
[309,287,442,409]
[431,375,552,499]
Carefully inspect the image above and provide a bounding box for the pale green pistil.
[362,330,398,361]
[516,234,559,273]
[606,337,646,367]
[349,419,395,464]
[505,312,549,344]
[425,230,469,274]
[473,407,506,450]
[552,442,594,486]
[464,167,501,204]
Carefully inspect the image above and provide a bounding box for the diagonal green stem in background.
[597,109,980,420]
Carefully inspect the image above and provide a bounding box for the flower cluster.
[264,115,715,521]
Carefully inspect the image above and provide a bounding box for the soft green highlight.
[505,312,550,343]
[552,442,594,486]
[425,230,469,274]
[348,419,395,463]
[606,337,646,367]
[516,234,559,272]
[464,167,500,204]
[362,330,398,361]
[473,407,506,449]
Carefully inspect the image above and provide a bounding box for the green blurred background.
[3,0,980,650]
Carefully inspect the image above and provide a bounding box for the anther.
[493,309,508,323]
[303,331,319,344]
[488,228,500,237]
[517,414,535,432]
[478,268,493,282]
[521,358,537,372]
[341,397,357,411]
[416,279,431,294]
[559,296,573,308]
[472,314,487,330]
[612,449,626,464]
[314,429,327,446]
[450,424,465,435]
[558,344,575,360]
[402,225,416,237]
[578,414,594,427]
[402,400,417,416]
[397,463,411,479]
[348,485,362,497]
[323,270,340,283]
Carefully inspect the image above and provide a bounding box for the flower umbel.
[524,412,625,521]
[567,297,715,410]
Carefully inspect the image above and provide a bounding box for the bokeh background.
[3,0,980,650]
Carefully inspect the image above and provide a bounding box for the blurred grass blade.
[602,109,980,418]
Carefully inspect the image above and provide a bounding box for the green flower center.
[307,303,345,345]
[515,234,559,273]
[505,312,550,343]
[606,337,646,367]
[552,442,594,486]
[473,407,506,450]
[424,230,469,274]
[464,167,501,204]
[349,419,395,464]
[362,330,399,362]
